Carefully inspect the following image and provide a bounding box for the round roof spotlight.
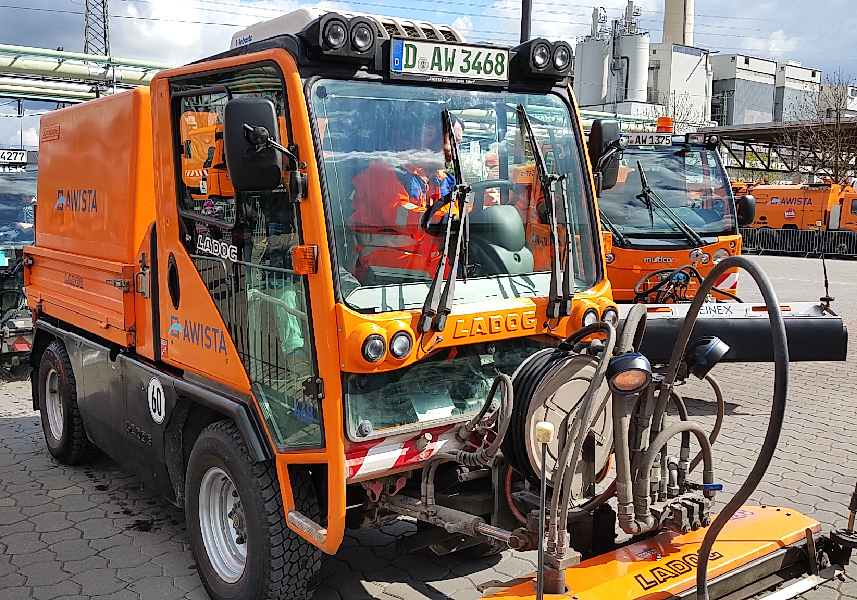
[350,21,375,53]
[362,334,386,363]
[606,352,652,395]
[532,42,551,69]
[602,306,619,327]
[553,44,571,71]
[389,331,413,359]
[582,308,599,328]
[685,336,729,379]
[323,19,347,50]
[708,135,719,145]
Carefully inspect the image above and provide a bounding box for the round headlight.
[700,253,711,265]
[582,308,599,327]
[351,22,374,52]
[532,43,551,69]
[323,20,347,49]
[607,352,652,395]
[713,248,730,264]
[389,331,413,359]
[602,306,619,327]
[553,45,571,71]
[362,334,386,363]
[605,252,615,264]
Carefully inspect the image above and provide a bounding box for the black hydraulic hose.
[689,375,724,474]
[654,257,787,600]
[617,303,647,353]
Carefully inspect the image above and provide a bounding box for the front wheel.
[186,421,321,600]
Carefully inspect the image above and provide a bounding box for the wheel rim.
[45,368,64,441]
[198,467,247,583]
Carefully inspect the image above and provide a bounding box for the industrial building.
[711,54,778,126]
[572,0,712,131]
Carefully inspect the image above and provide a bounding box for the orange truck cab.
[590,120,754,303]
[21,9,851,600]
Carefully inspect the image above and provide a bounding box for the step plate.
[486,506,819,600]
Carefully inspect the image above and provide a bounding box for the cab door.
[150,59,325,453]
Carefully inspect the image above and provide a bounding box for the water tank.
[573,39,609,107]
[619,33,650,103]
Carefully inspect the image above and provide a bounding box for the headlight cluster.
[360,329,413,364]
[514,38,573,79]
[306,13,377,60]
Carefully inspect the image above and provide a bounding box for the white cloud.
[4,125,39,150]
[451,16,474,40]
[740,29,798,59]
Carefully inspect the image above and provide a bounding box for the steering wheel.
[468,179,519,211]
[421,179,520,234]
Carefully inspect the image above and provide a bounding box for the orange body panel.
[486,506,819,600]
[608,236,741,302]
[746,184,857,231]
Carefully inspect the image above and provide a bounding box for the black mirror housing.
[589,119,621,191]
[737,194,756,227]
[224,97,283,192]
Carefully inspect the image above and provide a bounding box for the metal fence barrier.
[741,227,857,257]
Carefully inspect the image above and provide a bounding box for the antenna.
[816,221,837,315]
[84,0,111,56]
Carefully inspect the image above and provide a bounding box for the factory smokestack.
[662,0,694,46]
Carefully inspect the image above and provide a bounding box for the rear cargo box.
[25,87,155,346]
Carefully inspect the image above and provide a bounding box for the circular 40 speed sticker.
[147,378,166,424]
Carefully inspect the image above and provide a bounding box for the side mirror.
[223,97,283,192]
[737,194,756,227]
[589,119,622,192]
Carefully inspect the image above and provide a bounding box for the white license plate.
[0,150,26,164]
[624,133,672,146]
[391,39,509,84]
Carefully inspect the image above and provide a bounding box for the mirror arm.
[242,123,299,168]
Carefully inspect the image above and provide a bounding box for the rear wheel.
[186,421,321,600]
[37,340,98,464]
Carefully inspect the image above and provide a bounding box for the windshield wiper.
[518,105,570,319]
[600,212,630,248]
[635,160,704,248]
[417,109,471,335]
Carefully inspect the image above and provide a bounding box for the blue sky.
[2,0,857,148]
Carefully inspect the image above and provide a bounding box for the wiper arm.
[635,160,704,248]
[600,212,630,248]
[417,110,470,335]
[518,105,569,319]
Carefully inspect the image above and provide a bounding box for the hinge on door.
[106,278,131,292]
[302,377,325,400]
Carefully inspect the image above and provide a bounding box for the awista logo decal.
[55,189,98,212]
[169,316,227,355]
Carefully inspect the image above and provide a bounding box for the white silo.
[573,7,610,107]
[605,1,650,104]
[618,31,650,103]
[663,0,694,46]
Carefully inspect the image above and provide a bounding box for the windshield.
[599,145,736,238]
[0,153,37,249]
[311,80,599,313]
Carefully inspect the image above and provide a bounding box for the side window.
[170,65,322,451]
[851,199,857,216]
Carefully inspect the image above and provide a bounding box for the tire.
[185,420,321,600]
[37,340,98,464]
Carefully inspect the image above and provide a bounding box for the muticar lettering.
[634,551,724,590]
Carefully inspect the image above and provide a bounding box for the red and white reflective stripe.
[715,271,739,290]
[184,169,209,177]
[345,424,462,481]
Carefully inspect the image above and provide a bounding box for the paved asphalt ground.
[1,255,857,600]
